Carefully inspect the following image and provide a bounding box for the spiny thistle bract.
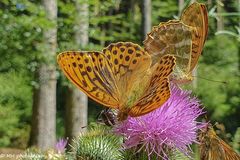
[71,125,124,160]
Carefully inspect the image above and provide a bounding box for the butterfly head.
[170,75,193,84]
[199,124,215,140]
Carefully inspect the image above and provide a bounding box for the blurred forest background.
[0,0,239,153]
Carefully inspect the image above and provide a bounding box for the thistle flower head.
[115,85,205,159]
[55,138,68,154]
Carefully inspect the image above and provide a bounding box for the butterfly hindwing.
[129,55,176,117]
[57,51,119,108]
[181,2,208,71]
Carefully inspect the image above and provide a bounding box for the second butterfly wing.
[181,2,208,72]
[144,20,194,82]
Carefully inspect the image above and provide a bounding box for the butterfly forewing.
[57,51,119,108]
[129,55,176,117]
[144,20,193,82]
[103,42,151,79]
[181,2,208,71]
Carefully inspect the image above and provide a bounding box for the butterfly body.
[97,108,117,126]
[58,42,176,121]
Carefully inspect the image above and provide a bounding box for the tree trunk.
[29,0,57,150]
[178,0,184,16]
[141,0,151,40]
[217,0,224,31]
[65,0,89,141]
[207,0,212,7]
[65,87,88,140]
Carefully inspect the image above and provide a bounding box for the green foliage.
[232,128,240,153]
[0,0,45,148]
[71,125,124,160]
[152,0,178,23]
[0,71,32,147]
[196,35,239,132]
[58,0,129,52]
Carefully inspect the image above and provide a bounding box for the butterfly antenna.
[193,76,227,84]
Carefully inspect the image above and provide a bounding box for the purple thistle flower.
[114,85,205,159]
[55,138,68,154]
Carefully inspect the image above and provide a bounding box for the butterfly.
[143,2,208,83]
[57,42,176,121]
[199,124,240,160]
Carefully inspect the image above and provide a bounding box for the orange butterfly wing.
[102,42,152,108]
[57,51,119,108]
[181,2,208,71]
[129,55,176,117]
